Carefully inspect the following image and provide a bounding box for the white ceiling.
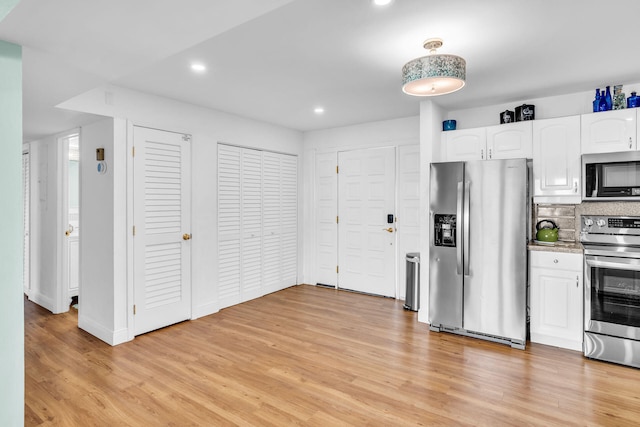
[1,0,639,141]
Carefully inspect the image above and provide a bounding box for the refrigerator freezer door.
[429,162,464,329]
[462,159,528,342]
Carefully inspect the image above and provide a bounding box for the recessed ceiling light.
[314,107,325,114]
[190,63,206,73]
[373,0,392,6]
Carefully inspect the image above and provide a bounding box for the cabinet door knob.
[553,259,559,264]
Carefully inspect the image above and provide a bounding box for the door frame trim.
[126,121,135,342]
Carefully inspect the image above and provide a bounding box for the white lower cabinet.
[529,251,583,351]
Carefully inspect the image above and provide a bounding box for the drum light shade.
[402,38,466,96]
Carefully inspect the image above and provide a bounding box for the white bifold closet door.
[217,144,298,309]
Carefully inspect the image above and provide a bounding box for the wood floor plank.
[24,285,640,426]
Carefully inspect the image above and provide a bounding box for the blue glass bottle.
[593,89,601,112]
[599,93,608,111]
[605,86,613,110]
[628,92,639,108]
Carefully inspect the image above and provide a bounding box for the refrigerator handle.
[456,181,463,275]
[463,181,470,276]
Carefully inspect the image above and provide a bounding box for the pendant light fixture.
[402,38,466,96]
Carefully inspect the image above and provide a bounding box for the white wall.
[0,39,23,426]
[77,118,130,344]
[301,116,420,286]
[62,86,304,343]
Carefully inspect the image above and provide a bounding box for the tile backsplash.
[534,204,576,242]
[535,202,640,242]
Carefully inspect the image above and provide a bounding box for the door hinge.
[336,265,339,274]
[132,146,135,157]
[133,226,136,236]
[336,165,339,174]
[133,305,136,315]
[182,134,191,142]
[336,216,339,224]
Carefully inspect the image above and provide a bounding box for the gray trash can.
[403,252,420,311]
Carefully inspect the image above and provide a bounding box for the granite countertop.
[528,240,584,254]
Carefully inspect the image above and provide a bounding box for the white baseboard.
[531,333,582,352]
[79,314,132,346]
[28,291,55,314]
[192,301,219,320]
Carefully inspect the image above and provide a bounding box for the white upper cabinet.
[442,128,486,161]
[532,115,581,203]
[441,122,532,162]
[581,109,636,154]
[486,121,533,159]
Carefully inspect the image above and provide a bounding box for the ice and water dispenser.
[433,214,456,247]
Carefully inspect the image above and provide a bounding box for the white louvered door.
[217,145,242,307]
[133,127,191,336]
[262,151,298,295]
[262,152,281,294]
[240,149,263,301]
[217,144,297,308]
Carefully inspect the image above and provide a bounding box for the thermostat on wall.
[97,161,107,174]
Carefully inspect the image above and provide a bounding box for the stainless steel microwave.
[583,151,640,200]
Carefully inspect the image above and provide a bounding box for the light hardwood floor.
[26,284,640,426]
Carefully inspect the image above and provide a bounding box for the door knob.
[383,227,394,233]
[65,230,71,236]
[183,233,192,240]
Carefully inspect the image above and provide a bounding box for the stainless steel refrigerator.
[429,158,528,349]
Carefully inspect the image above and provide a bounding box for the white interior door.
[315,152,338,287]
[262,151,298,294]
[240,148,263,301]
[133,126,191,335]
[67,136,80,297]
[59,132,79,311]
[338,147,396,297]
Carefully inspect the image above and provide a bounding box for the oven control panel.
[582,215,640,235]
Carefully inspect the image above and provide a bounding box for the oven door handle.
[585,255,640,271]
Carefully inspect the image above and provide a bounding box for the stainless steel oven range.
[581,215,640,368]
